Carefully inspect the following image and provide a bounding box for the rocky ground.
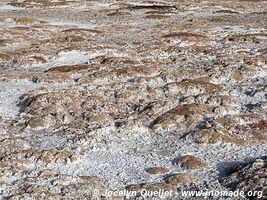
[0,0,266,199]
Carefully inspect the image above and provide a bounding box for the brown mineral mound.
[213,10,239,14]
[165,79,222,96]
[163,32,207,41]
[175,155,208,169]
[145,14,171,19]
[220,157,267,199]
[128,4,176,11]
[99,56,139,65]
[150,103,215,132]
[8,0,74,8]
[22,89,85,128]
[127,172,200,194]
[0,0,266,198]
[4,170,108,199]
[45,64,90,73]
[192,117,267,146]
[164,173,200,186]
[146,167,170,174]
[62,28,102,34]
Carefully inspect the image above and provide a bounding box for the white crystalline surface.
[0,0,266,199]
[0,80,44,118]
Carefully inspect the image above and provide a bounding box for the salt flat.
[0,0,266,199]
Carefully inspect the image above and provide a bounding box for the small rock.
[146,167,169,175]
[175,155,207,169]
[164,172,200,186]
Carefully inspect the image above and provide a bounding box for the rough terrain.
[0,0,266,199]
